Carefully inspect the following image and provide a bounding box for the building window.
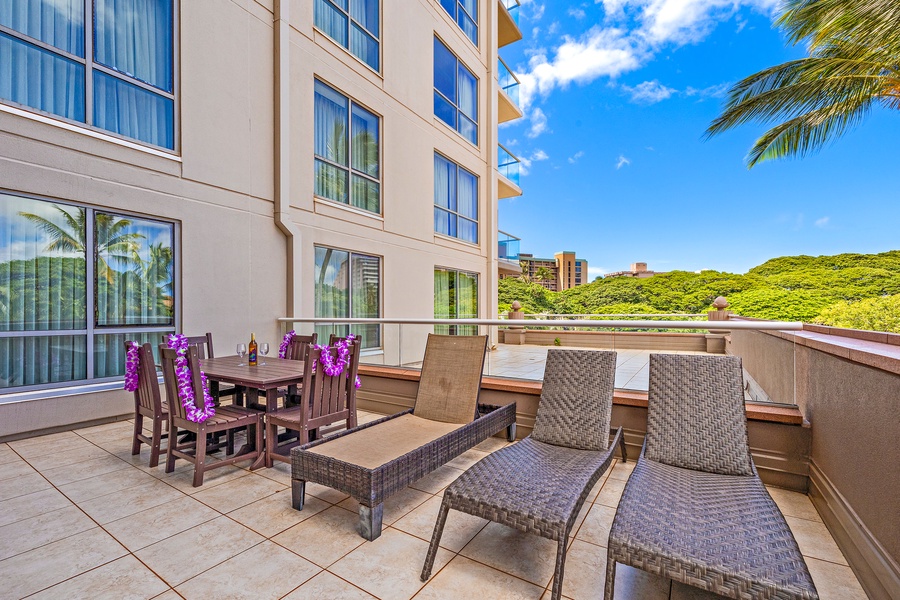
[433,37,477,145]
[0,192,176,392]
[314,80,381,214]
[434,153,478,243]
[439,0,478,46]
[314,246,381,349]
[434,267,477,335]
[0,0,176,150]
[315,0,380,71]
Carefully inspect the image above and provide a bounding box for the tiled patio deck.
[0,414,867,600]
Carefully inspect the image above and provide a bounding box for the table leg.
[249,388,280,470]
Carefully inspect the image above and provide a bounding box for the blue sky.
[498,0,900,278]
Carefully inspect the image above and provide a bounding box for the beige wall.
[0,0,512,435]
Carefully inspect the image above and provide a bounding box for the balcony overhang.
[499,258,523,277]
[498,171,522,199]
[498,0,523,47]
[498,88,523,123]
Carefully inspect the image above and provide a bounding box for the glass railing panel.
[498,232,520,261]
[497,58,520,107]
[498,144,520,186]
[500,0,520,25]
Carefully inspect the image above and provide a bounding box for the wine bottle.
[249,333,258,366]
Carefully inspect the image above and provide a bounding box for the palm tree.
[706,0,900,167]
[18,206,145,282]
[535,267,554,287]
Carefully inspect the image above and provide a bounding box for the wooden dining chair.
[277,333,317,409]
[159,344,263,487]
[184,332,237,403]
[265,340,361,467]
[128,342,169,468]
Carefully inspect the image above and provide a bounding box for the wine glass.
[236,343,247,366]
[259,343,269,365]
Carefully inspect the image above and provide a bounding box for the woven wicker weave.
[421,349,625,600]
[605,353,818,600]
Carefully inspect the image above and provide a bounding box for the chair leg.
[291,479,306,510]
[550,536,567,600]
[604,549,617,600]
[507,422,517,442]
[358,503,384,541]
[421,501,450,581]
[149,418,162,468]
[132,414,143,456]
[265,418,277,468]
[254,416,264,460]
[165,423,177,473]
[618,430,627,463]
[192,430,206,487]
[226,429,235,455]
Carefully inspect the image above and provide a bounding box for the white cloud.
[685,82,730,98]
[568,8,587,19]
[588,266,608,278]
[527,107,550,138]
[568,150,585,163]
[815,216,830,228]
[519,149,550,175]
[616,155,631,169]
[622,79,675,103]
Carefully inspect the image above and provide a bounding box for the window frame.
[433,151,479,244]
[0,0,180,153]
[313,0,382,74]
[439,0,479,47]
[313,78,383,215]
[433,36,479,147]
[313,244,383,350]
[433,266,479,336]
[0,190,180,395]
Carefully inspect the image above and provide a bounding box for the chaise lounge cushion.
[307,413,461,469]
[412,334,486,424]
[645,354,753,476]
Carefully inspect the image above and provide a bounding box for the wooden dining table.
[200,355,306,469]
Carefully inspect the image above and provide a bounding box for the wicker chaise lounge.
[290,334,517,540]
[605,354,818,600]
[422,349,626,600]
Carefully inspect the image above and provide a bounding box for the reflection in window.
[0,192,176,390]
[433,37,478,145]
[314,246,381,350]
[315,0,380,71]
[434,268,478,335]
[0,0,176,149]
[434,153,478,243]
[314,80,381,213]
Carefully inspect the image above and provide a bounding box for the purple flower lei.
[123,341,141,392]
[278,330,296,359]
[312,334,361,389]
[167,334,216,423]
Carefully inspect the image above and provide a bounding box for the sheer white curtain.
[315,82,349,202]
[94,0,173,91]
[0,0,84,55]
[315,0,348,46]
[93,72,173,148]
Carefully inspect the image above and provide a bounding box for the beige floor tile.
[192,472,285,513]
[785,516,848,566]
[0,471,51,502]
[0,487,72,527]
[255,461,292,485]
[27,443,112,471]
[272,506,365,567]
[228,489,329,537]
[330,528,453,600]
[0,527,127,598]
[339,486,431,526]
[446,448,489,470]
[305,481,351,504]
[283,571,377,599]
[767,487,822,522]
[27,554,170,600]
[78,478,183,524]
[58,464,157,503]
[409,465,464,494]
[585,471,612,503]
[474,436,513,453]
[392,495,488,552]
[9,432,89,457]
[607,459,635,482]
[418,555,544,599]
[804,557,867,600]
[670,581,730,599]
[0,505,96,560]
[554,539,608,600]
[0,444,17,465]
[0,458,37,481]
[575,504,616,547]
[460,522,558,587]
[607,564,671,600]
[41,453,132,486]
[75,420,136,438]
[157,463,250,494]
[175,540,319,599]
[136,515,264,586]
[595,477,627,508]
[150,590,182,600]
[104,495,220,552]
[94,435,141,455]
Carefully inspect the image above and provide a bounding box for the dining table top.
[200,355,306,389]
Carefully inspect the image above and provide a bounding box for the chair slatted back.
[284,333,317,361]
[300,341,360,430]
[160,345,208,423]
[184,333,214,359]
[127,342,163,416]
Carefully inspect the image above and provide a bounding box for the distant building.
[605,262,661,279]
[515,251,589,291]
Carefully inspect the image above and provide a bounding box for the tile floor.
[0,414,868,600]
